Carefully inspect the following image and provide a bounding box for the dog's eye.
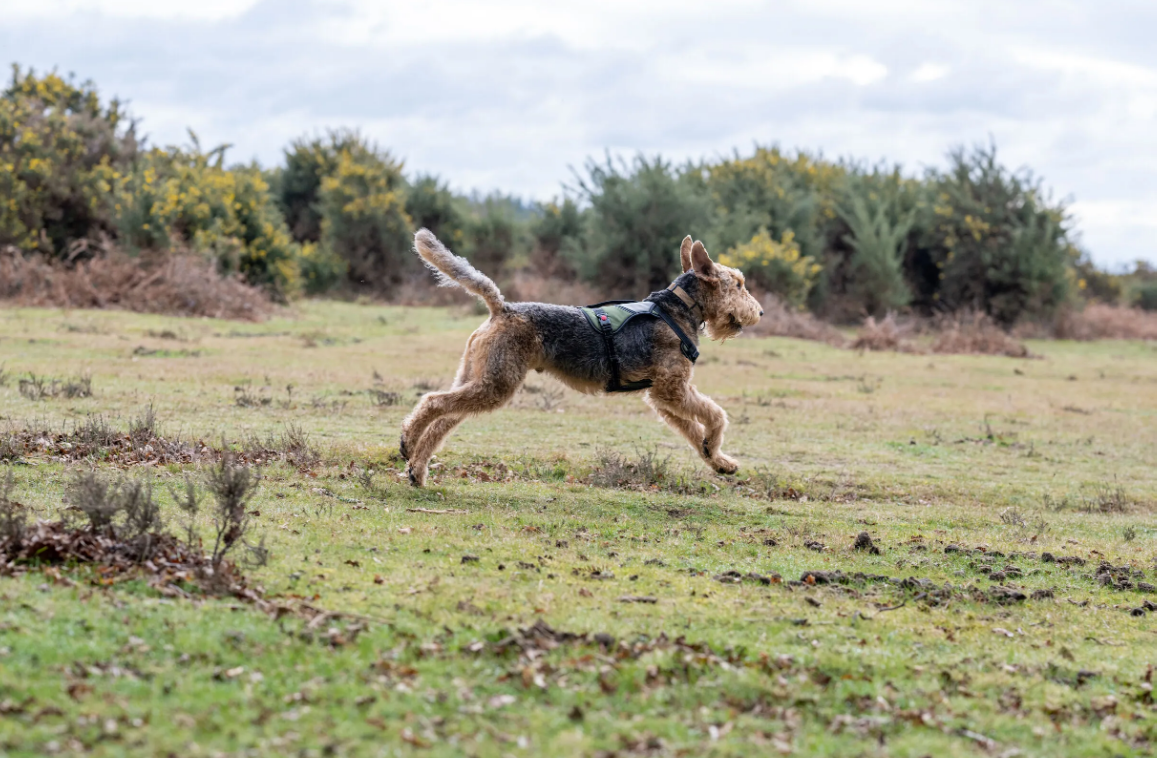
[736,282,742,290]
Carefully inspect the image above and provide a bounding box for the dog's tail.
[413,228,505,315]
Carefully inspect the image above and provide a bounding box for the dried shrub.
[745,293,846,346]
[851,313,918,353]
[240,424,320,469]
[0,470,26,547]
[589,447,672,489]
[1041,304,1157,341]
[205,454,260,566]
[0,248,271,321]
[18,372,93,400]
[930,311,1030,357]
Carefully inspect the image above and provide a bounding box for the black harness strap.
[593,307,624,391]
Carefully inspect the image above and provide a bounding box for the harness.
[579,284,701,393]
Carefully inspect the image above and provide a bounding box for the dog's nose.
[759,310,764,316]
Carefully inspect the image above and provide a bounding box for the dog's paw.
[712,454,739,475]
[399,434,409,461]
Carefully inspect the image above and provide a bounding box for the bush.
[576,155,712,295]
[718,230,820,309]
[912,143,1074,324]
[461,193,533,276]
[0,66,137,257]
[317,140,413,293]
[114,133,303,298]
[405,174,467,248]
[530,198,583,279]
[838,191,914,316]
[1133,281,1157,312]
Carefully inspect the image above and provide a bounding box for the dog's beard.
[707,314,744,341]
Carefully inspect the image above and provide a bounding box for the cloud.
[1,0,1154,266]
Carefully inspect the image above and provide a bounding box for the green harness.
[579,299,700,393]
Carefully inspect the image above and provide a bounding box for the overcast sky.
[4,0,1155,268]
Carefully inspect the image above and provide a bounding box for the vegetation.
[0,302,1155,756]
[4,65,1153,326]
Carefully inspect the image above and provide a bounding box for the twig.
[405,508,467,514]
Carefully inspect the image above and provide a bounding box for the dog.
[399,229,764,486]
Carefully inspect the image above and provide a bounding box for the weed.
[234,381,271,408]
[1080,482,1130,514]
[0,363,8,387]
[128,404,158,445]
[999,509,1027,528]
[74,414,117,447]
[66,470,120,532]
[589,447,671,489]
[1123,525,1137,542]
[205,454,260,567]
[18,372,93,400]
[370,389,403,407]
[0,469,26,546]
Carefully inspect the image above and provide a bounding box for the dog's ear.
[690,240,716,278]
[679,235,693,273]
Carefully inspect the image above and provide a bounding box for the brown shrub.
[930,311,1031,358]
[0,248,271,321]
[851,313,919,353]
[850,310,1030,358]
[1035,304,1157,341]
[746,294,847,346]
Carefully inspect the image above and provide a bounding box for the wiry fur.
[400,230,763,486]
[414,228,504,315]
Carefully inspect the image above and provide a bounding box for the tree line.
[2,66,1153,321]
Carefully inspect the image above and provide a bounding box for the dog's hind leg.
[400,332,477,461]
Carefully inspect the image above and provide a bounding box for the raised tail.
[413,229,505,315]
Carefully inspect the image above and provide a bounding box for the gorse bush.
[116,133,303,297]
[2,64,1113,325]
[0,66,136,256]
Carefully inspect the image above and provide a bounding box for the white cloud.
[5,0,259,20]
[911,63,949,83]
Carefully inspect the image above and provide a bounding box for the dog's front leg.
[649,387,738,475]
[645,394,707,451]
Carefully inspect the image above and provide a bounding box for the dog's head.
[679,236,763,341]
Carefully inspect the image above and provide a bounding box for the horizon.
[4,0,1155,270]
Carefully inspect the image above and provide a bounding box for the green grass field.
[1,301,1156,757]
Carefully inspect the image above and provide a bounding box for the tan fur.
[400,231,763,486]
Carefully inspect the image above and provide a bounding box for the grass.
[0,301,1156,757]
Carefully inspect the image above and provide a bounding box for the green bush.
[460,194,532,276]
[530,198,583,279]
[405,174,467,249]
[1135,281,1157,312]
[837,178,916,316]
[913,144,1074,324]
[576,156,712,295]
[317,143,412,292]
[0,66,136,257]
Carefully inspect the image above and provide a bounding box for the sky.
[4,0,1155,268]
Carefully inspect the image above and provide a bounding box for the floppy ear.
[690,240,716,278]
[679,235,693,273]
